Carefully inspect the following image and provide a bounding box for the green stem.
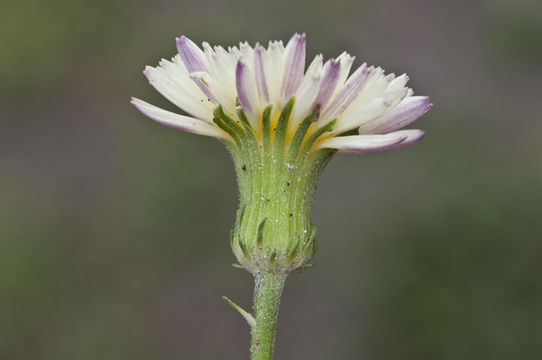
[250,272,287,360]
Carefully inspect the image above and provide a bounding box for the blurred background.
[1,0,541,358]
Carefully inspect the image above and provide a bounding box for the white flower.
[132,33,431,154]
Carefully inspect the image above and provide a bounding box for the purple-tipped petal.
[359,96,432,134]
[288,55,323,124]
[176,36,208,72]
[281,33,306,103]
[236,60,252,113]
[188,72,219,104]
[254,45,270,104]
[335,52,355,88]
[236,59,259,124]
[176,36,219,103]
[389,129,425,150]
[318,133,406,153]
[142,63,213,122]
[322,64,370,120]
[318,129,424,153]
[131,98,227,139]
[314,59,341,108]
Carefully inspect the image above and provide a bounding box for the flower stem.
[250,271,287,360]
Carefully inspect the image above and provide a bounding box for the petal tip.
[176,35,188,44]
[176,35,199,54]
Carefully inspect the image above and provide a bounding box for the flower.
[131,34,432,274]
[131,33,431,155]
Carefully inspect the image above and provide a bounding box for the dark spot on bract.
[242,164,247,172]
[289,213,293,217]
[287,182,290,186]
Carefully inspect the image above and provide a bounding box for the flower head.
[132,34,432,274]
[131,33,431,155]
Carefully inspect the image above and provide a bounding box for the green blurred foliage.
[0,0,125,95]
[1,0,541,359]
[482,2,542,67]
[364,169,542,360]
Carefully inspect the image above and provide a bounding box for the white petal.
[359,96,432,134]
[171,54,213,99]
[320,63,369,121]
[266,40,285,105]
[131,98,228,139]
[334,52,355,90]
[144,62,213,122]
[386,73,409,91]
[280,33,306,105]
[291,57,342,129]
[333,85,408,134]
[176,36,224,103]
[389,129,425,150]
[239,41,254,61]
[290,55,323,125]
[236,59,260,126]
[202,43,238,96]
[345,67,388,109]
[332,97,391,134]
[176,36,209,72]
[254,45,270,104]
[313,58,342,108]
[190,71,237,117]
[317,129,424,153]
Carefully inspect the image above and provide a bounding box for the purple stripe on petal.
[281,33,306,102]
[341,136,406,153]
[390,129,425,150]
[176,36,208,72]
[188,73,218,104]
[320,133,407,153]
[176,36,218,103]
[254,45,270,103]
[322,65,370,119]
[314,59,341,108]
[346,130,424,153]
[359,96,432,134]
[236,60,253,114]
[131,98,225,138]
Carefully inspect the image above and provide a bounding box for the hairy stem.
[250,272,287,360]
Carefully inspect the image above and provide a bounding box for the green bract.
[222,99,335,274]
